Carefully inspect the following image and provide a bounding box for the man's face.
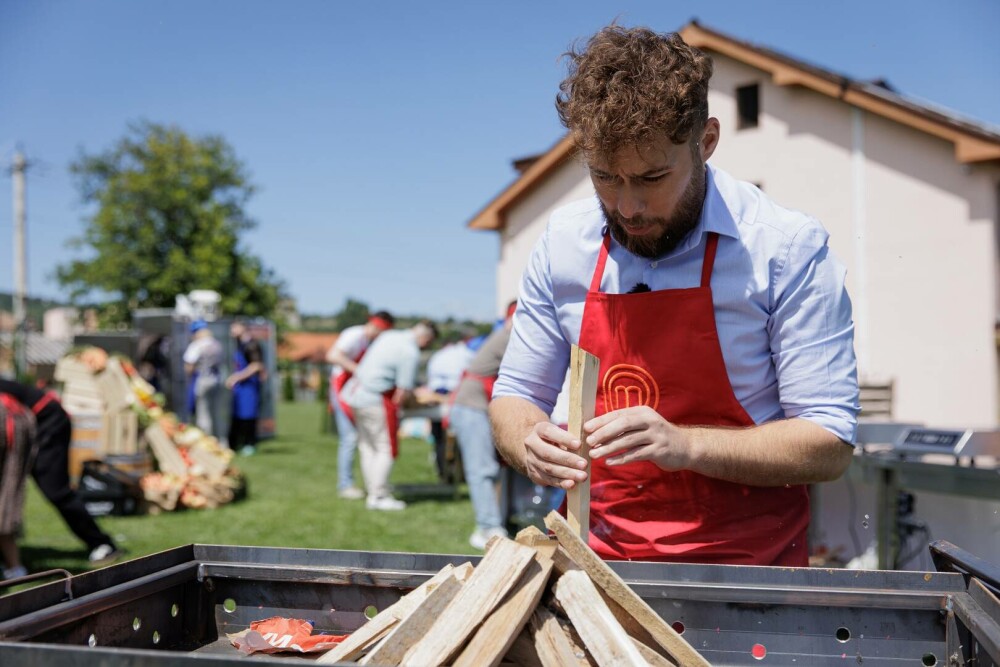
[589,130,711,258]
[230,323,245,339]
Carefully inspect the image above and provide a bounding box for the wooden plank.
[555,570,647,666]
[359,569,465,665]
[316,562,471,664]
[514,528,582,576]
[505,630,544,667]
[632,638,678,667]
[97,358,134,413]
[401,538,538,666]
[530,607,593,667]
[144,423,188,476]
[567,345,600,541]
[545,511,709,667]
[453,553,555,667]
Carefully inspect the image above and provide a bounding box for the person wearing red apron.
[0,379,121,567]
[448,301,518,550]
[489,25,858,567]
[326,312,395,500]
[343,321,439,511]
[577,232,809,565]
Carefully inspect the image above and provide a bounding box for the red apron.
[332,349,366,423]
[382,389,401,459]
[579,231,809,566]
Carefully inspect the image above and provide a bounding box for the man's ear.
[699,117,721,162]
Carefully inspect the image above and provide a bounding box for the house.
[468,21,1000,430]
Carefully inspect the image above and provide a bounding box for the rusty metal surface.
[0,543,996,665]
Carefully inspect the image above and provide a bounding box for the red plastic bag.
[227,616,347,654]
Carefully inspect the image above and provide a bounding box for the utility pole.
[11,150,28,378]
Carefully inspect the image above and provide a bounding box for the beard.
[602,162,707,259]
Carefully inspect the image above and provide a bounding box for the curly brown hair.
[556,26,713,161]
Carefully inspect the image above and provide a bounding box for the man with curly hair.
[490,25,859,566]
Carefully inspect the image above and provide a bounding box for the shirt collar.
[667,163,741,258]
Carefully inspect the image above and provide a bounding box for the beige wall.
[496,52,1000,428]
[496,159,593,315]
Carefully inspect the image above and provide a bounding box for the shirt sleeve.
[395,345,420,391]
[769,221,860,444]
[493,223,572,415]
[335,327,366,359]
[182,341,201,365]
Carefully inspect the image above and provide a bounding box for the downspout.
[851,108,870,375]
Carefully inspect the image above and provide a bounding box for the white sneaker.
[88,543,122,565]
[2,565,27,580]
[469,526,508,550]
[366,496,406,511]
[338,486,366,500]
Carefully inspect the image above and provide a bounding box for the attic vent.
[737,83,760,130]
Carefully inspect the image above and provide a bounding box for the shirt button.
[651,261,658,268]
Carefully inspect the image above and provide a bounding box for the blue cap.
[190,319,208,334]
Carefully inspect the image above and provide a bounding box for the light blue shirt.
[494,164,860,444]
[344,329,421,409]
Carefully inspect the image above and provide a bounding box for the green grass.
[20,401,480,574]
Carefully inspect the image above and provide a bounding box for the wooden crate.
[101,410,139,455]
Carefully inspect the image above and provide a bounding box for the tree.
[334,298,371,332]
[57,121,284,326]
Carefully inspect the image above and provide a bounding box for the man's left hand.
[585,406,695,470]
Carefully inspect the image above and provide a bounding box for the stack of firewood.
[316,511,709,667]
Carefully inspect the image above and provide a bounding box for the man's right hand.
[523,422,590,489]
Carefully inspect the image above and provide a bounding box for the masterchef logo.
[602,364,659,411]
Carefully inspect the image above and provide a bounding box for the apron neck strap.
[701,232,719,288]
[590,230,721,293]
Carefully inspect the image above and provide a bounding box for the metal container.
[0,541,997,666]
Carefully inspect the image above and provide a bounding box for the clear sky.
[1,0,998,321]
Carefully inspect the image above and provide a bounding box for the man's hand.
[523,422,589,490]
[225,374,239,390]
[586,406,695,470]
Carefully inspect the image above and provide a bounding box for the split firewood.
[545,511,709,667]
[530,606,594,667]
[452,552,555,667]
[359,569,465,665]
[401,538,538,666]
[632,637,679,667]
[316,562,472,665]
[555,570,649,666]
[506,629,544,667]
[567,345,600,540]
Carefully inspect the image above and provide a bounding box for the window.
[736,83,760,130]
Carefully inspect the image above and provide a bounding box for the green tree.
[57,121,284,326]
[334,298,370,332]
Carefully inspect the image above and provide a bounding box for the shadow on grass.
[20,545,91,575]
[394,483,469,506]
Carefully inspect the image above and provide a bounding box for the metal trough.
[0,540,997,666]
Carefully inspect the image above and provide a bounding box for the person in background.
[226,320,264,456]
[490,25,858,566]
[0,379,122,569]
[183,319,223,437]
[423,331,475,480]
[0,392,34,580]
[344,320,438,511]
[326,311,395,500]
[449,302,516,549]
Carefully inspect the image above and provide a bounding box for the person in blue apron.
[226,320,264,456]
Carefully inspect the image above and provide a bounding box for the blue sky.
[2,0,998,321]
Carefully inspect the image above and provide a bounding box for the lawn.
[19,400,481,574]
